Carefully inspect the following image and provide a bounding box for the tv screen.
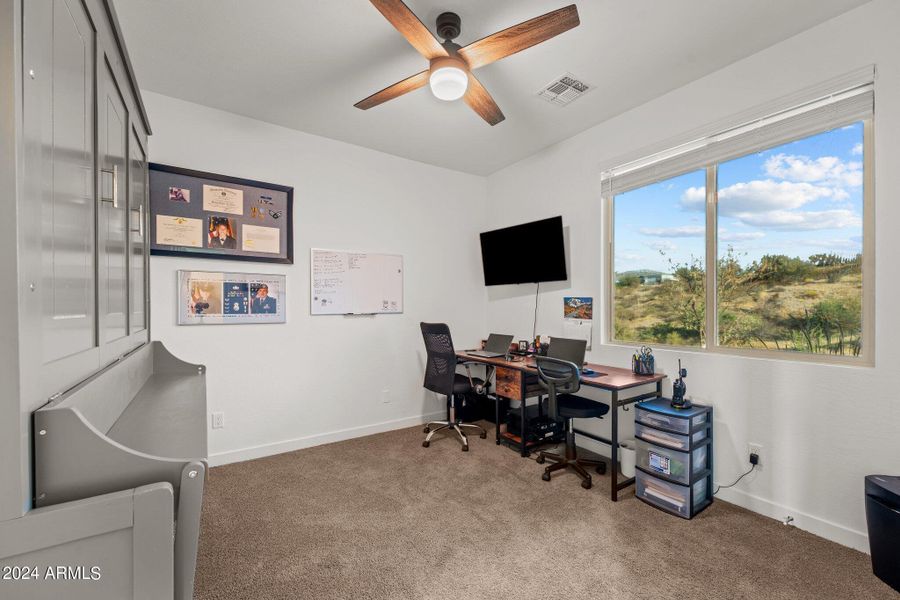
[480,216,567,285]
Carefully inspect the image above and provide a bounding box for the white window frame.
[603,83,875,366]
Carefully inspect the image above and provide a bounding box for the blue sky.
[614,122,864,274]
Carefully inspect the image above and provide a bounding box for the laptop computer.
[468,333,514,358]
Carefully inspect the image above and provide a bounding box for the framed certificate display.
[150,163,293,264]
[177,270,286,325]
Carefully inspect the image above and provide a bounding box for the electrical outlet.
[212,412,225,429]
[748,443,763,467]
[381,389,391,404]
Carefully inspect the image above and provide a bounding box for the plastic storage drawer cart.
[634,398,712,519]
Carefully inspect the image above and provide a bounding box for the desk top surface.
[457,351,667,391]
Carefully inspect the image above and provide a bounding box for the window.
[605,80,873,362]
[613,170,707,347]
[716,124,864,356]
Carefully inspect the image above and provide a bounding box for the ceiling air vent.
[537,73,592,106]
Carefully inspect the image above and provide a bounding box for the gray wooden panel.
[41,0,97,365]
[107,372,207,459]
[50,342,154,435]
[0,0,27,522]
[133,483,175,600]
[130,128,148,335]
[0,483,174,600]
[98,51,129,352]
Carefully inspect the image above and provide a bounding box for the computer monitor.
[547,337,587,367]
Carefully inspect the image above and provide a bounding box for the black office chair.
[420,322,488,451]
[534,356,609,489]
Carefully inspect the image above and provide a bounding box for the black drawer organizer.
[634,398,712,519]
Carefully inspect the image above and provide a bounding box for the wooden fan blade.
[369,0,449,60]
[355,70,430,110]
[458,4,580,70]
[464,74,505,126]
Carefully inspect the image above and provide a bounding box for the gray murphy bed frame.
[0,342,208,600]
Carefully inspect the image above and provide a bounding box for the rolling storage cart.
[634,398,712,519]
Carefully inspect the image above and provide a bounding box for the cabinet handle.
[100,165,119,209]
[130,203,144,237]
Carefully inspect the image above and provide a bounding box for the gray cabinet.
[98,54,131,359]
[2,0,152,522]
[130,129,149,335]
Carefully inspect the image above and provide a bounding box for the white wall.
[484,0,899,552]
[144,92,487,466]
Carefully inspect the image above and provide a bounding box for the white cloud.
[718,230,765,242]
[638,225,705,238]
[795,238,862,251]
[737,209,861,231]
[646,240,677,252]
[717,180,839,214]
[763,153,862,187]
[680,186,707,211]
[851,143,863,156]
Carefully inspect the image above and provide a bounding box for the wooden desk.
[457,351,667,501]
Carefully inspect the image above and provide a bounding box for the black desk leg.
[495,395,501,445]
[610,390,619,502]
[520,371,528,456]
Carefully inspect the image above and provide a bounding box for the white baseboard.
[208,410,446,467]
[715,485,870,554]
[574,434,870,554]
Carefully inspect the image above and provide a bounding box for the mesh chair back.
[534,356,581,420]
[420,322,457,396]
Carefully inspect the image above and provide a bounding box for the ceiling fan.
[355,1,580,126]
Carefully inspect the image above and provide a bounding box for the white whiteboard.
[310,248,404,315]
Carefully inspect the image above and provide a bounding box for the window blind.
[601,77,874,196]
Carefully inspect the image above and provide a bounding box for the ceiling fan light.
[429,66,468,101]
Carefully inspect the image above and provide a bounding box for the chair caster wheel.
[461,445,469,452]
[542,471,551,482]
[422,441,430,448]
[536,455,545,464]
[596,462,607,475]
[479,432,487,439]
[581,478,592,490]
[423,426,430,433]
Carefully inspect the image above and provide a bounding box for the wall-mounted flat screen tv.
[480,216,567,285]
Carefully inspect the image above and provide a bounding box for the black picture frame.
[149,163,294,264]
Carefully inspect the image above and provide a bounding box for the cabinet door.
[97,56,130,360]
[26,0,104,396]
[129,128,148,335]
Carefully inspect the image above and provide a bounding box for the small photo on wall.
[207,216,237,250]
[223,282,249,315]
[188,280,223,316]
[168,186,190,203]
[250,282,277,314]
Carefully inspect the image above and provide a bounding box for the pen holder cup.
[632,354,655,375]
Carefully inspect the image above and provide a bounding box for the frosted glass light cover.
[429,67,468,101]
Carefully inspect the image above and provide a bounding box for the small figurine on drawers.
[671,359,692,409]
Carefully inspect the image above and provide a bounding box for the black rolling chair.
[420,322,488,451]
[534,356,609,489]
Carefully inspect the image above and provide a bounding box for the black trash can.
[865,474,900,593]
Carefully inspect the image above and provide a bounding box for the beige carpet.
[194,423,894,600]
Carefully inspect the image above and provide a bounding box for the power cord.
[713,463,756,496]
[531,282,540,340]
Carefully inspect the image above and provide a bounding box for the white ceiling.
[114,0,871,176]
